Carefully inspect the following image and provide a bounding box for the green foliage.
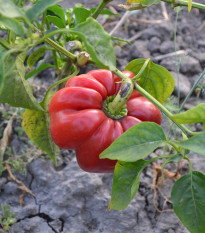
[172,171,205,233]
[179,131,205,156]
[0,0,24,18]
[100,122,167,162]
[171,104,205,124]
[110,160,149,210]
[73,7,91,25]
[26,63,54,79]
[25,0,62,21]
[47,5,66,28]
[125,59,175,104]
[73,6,118,25]
[0,1,205,232]
[27,46,49,70]
[70,18,116,69]
[0,205,16,231]
[0,52,43,111]
[0,16,25,37]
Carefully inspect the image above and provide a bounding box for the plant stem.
[44,38,76,62]
[166,140,181,153]
[161,0,205,10]
[132,58,151,82]
[108,69,134,115]
[184,156,193,172]
[174,8,181,106]
[31,25,77,62]
[92,0,113,19]
[179,69,205,111]
[135,84,194,137]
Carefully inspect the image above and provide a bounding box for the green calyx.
[102,96,128,120]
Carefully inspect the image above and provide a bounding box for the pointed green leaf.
[0,52,43,111]
[171,104,205,124]
[110,154,174,210]
[125,59,175,103]
[0,16,25,36]
[171,171,205,233]
[73,7,91,25]
[109,160,149,210]
[100,122,166,162]
[179,131,205,156]
[25,0,62,21]
[70,17,116,70]
[46,15,65,28]
[47,4,65,21]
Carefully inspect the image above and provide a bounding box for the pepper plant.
[0,0,205,232]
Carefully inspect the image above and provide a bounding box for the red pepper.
[49,69,162,173]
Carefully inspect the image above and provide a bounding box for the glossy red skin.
[49,69,162,173]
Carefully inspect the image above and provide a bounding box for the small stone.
[142,22,174,40]
[160,41,175,54]
[180,56,202,74]
[148,37,161,54]
[160,58,178,72]
[131,40,150,59]
[171,71,191,98]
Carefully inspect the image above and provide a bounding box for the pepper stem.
[108,70,134,115]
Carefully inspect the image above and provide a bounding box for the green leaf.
[179,131,205,156]
[47,4,65,21]
[46,5,65,28]
[0,0,24,18]
[0,45,7,93]
[70,17,116,70]
[126,0,160,9]
[0,52,43,111]
[171,171,205,233]
[27,46,48,70]
[22,105,58,164]
[0,16,25,36]
[25,0,62,21]
[125,59,175,104]
[109,160,149,210]
[171,104,205,124]
[46,15,65,28]
[73,7,91,25]
[26,63,54,79]
[90,8,119,15]
[100,122,166,162]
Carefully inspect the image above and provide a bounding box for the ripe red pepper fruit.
[49,70,162,173]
